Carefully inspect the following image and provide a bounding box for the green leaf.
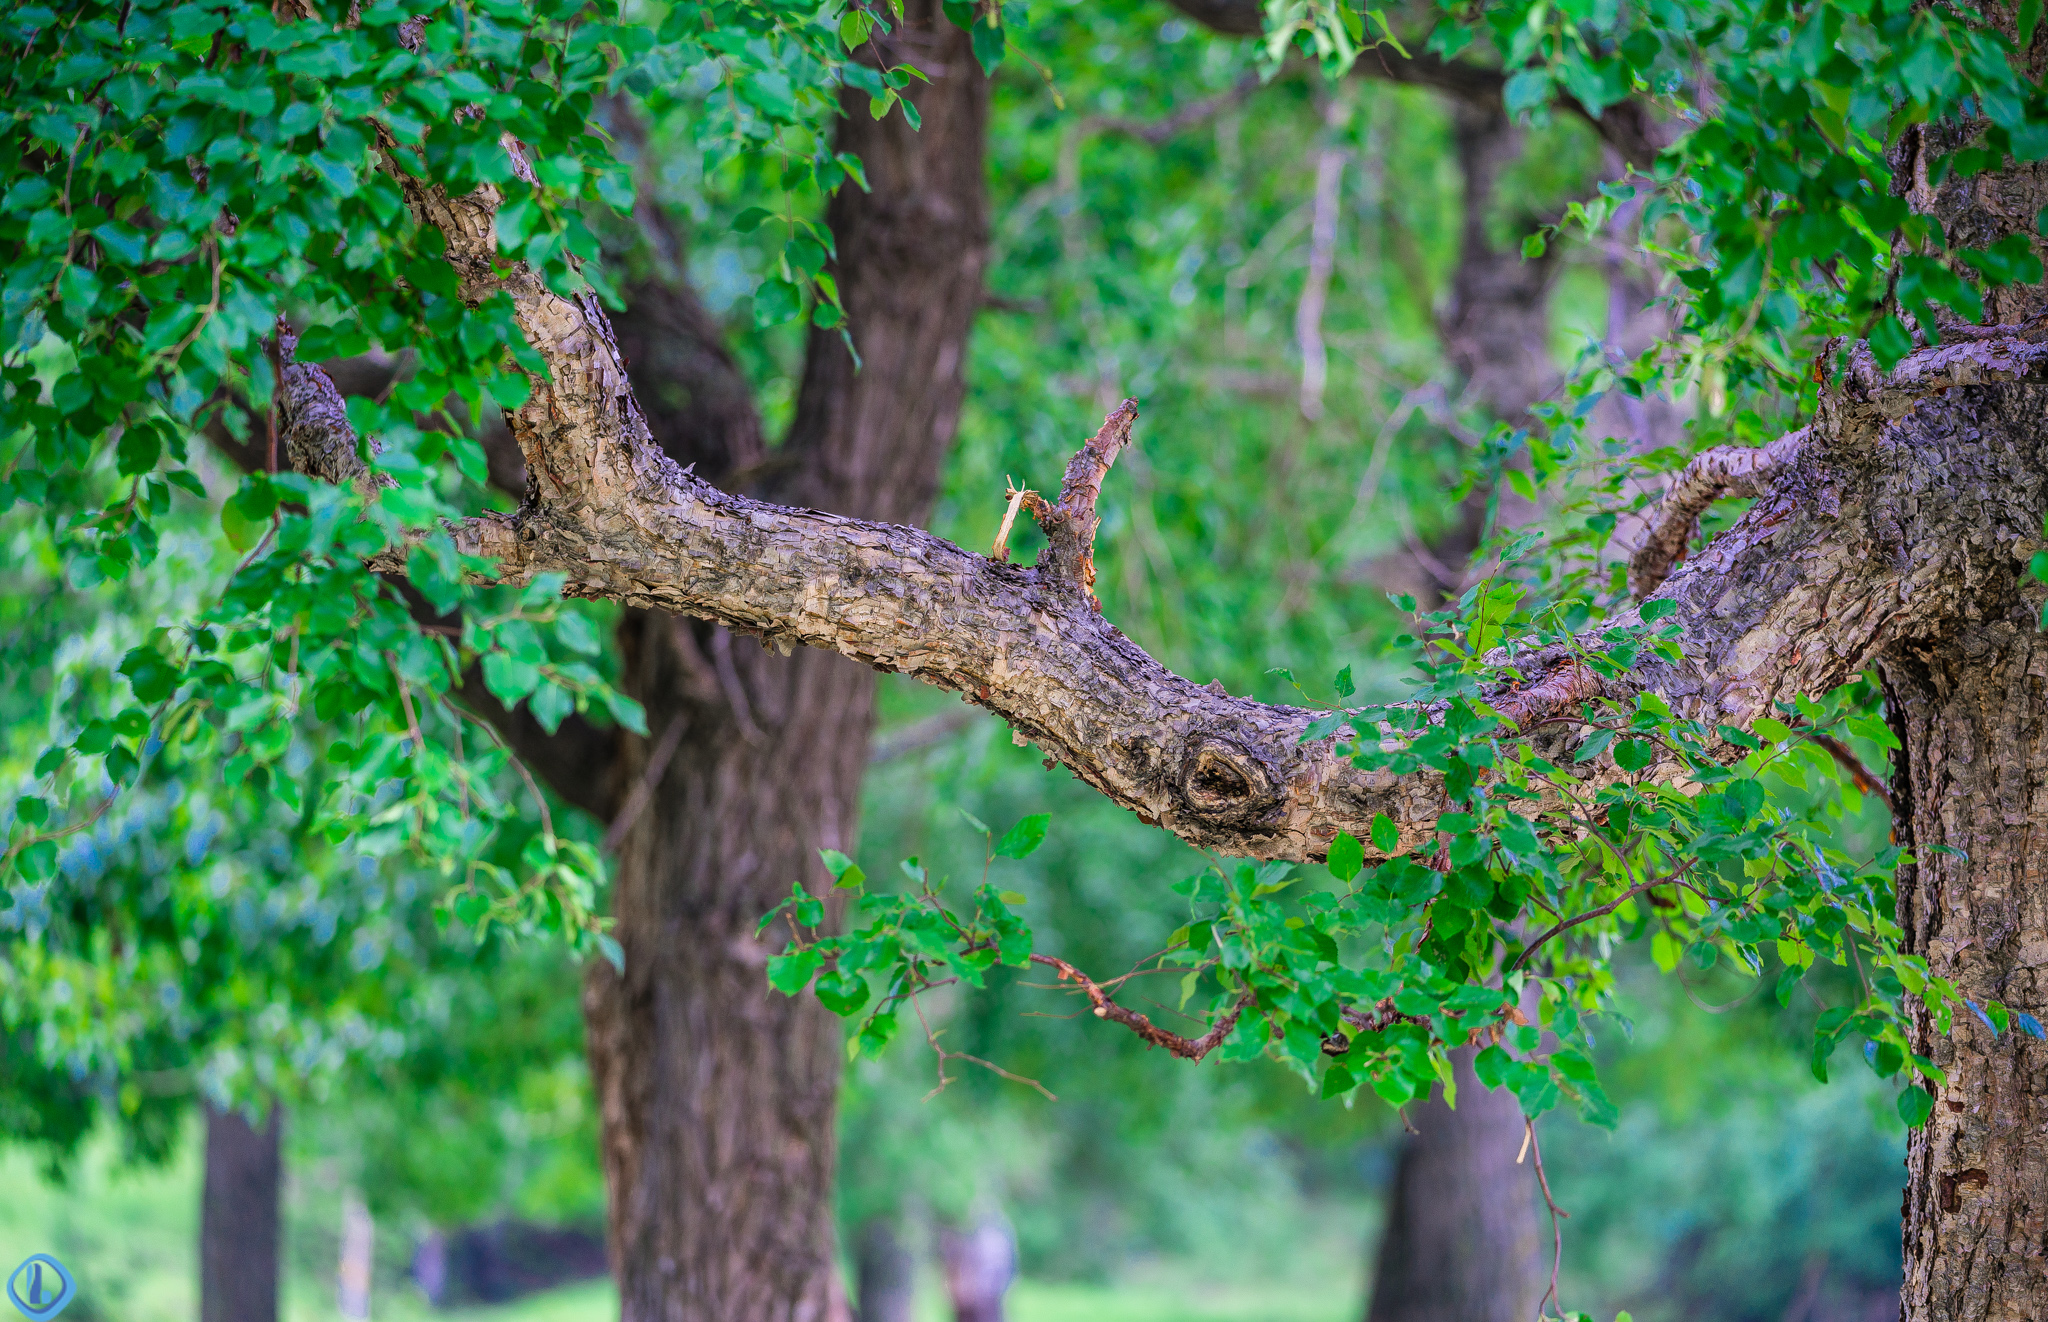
[1334,665,1355,698]
[1868,316,1913,371]
[998,890,1028,906]
[767,949,821,996]
[753,277,803,328]
[1369,812,1400,855]
[819,848,867,888]
[1897,1085,1934,1129]
[1613,738,1654,772]
[1326,830,1363,881]
[993,812,1049,859]
[1640,598,1678,622]
[815,968,870,1015]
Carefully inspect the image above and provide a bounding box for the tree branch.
[1028,953,1251,1060]
[1628,429,1809,599]
[1158,0,1667,168]
[277,132,2041,865]
[1025,398,1139,597]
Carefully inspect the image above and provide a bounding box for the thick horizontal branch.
[290,118,2048,865]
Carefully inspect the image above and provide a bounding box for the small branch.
[278,319,389,497]
[1809,731,1893,812]
[991,478,1036,563]
[1028,399,1141,598]
[1028,952,1250,1060]
[1524,1118,1570,1321]
[1628,429,1808,599]
[1086,73,1263,146]
[1509,861,1700,974]
[870,708,980,764]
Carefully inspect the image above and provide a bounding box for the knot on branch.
[1628,428,1807,600]
[1030,399,1140,600]
[1172,734,1285,828]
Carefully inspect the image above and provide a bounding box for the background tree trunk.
[1361,94,1550,1322]
[200,1102,282,1322]
[937,1218,1016,1322]
[576,11,990,1322]
[1887,613,2048,1320]
[852,1219,917,1322]
[1363,1048,1541,1322]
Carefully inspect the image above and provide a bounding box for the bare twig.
[1524,1117,1569,1321]
[1028,952,1250,1060]
[1809,732,1894,812]
[1509,860,1702,974]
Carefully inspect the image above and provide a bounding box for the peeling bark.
[283,166,2048,870]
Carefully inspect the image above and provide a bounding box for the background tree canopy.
[5,0,2047,1321]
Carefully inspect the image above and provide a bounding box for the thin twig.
[1525,1118,1569,1321]
[1028,952,1251,1060]
[1509,858,1702,974]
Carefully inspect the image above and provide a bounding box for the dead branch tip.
[1031,399,1140,593]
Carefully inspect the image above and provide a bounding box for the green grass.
[0,1132,1360,1322]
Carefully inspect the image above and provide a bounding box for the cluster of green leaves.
[791,578,1969,1136]
[0,499,583,1147]
[0,0,908,1116]
[1258,0,1410,78]
[764,812,1047,1062]
[1430,0,2048,379]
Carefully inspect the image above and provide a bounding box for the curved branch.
[1028,953,1250,1060]
[282,131,2041,866]
[1628,428,1808,599]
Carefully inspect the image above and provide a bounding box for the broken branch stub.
[279,127,2048,867]
[1027,398,1140,597]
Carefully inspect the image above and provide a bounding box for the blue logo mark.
[7,1256,75,1322]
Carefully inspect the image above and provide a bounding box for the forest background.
[0,2,1911,1320]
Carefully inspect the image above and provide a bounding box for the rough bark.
[1888,615,2048,1322]
[574,10,990,1322]
[200,1101,282,1322]
[1364,1049,1540,1322]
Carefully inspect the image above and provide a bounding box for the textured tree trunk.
[579,10,989,1322]
[1364,1048,1540,1322]
[200,1102,282,1322]
[1887,614,2048,1321]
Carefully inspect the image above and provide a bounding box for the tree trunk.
[1364,1048,1540,1322]
[937,1218,1015,1322]
[1887,614,2048,1321]
[852,1219,917,1322]
[1363,95,1549,1322]
[200,1101,282,1322]
[579,10,989,1322]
